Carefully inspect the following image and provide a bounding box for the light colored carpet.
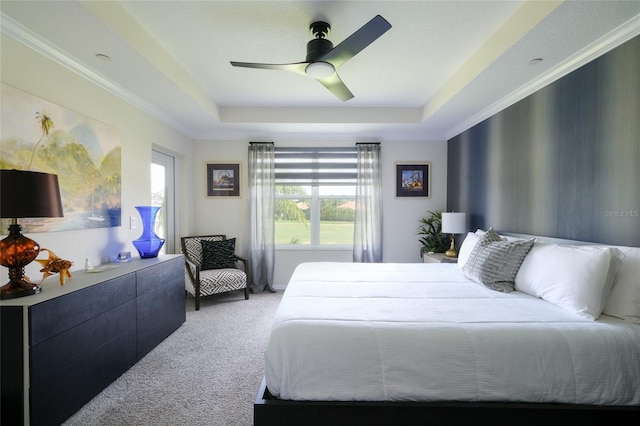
[63,290,282,426]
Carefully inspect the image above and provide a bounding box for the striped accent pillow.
[463,229,534,292]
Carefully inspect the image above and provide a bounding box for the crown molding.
[446,16,640,140]
[0,12,188,135]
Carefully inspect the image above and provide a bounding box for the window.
[275,147,356,247]
[151,150,175,253]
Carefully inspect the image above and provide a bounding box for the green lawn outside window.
[275,220,354,245]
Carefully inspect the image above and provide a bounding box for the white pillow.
[515,243,623,320]
[457,232,480,269]
[603,246,640,323]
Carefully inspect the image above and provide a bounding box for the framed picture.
[1,83,122,232]
[396,163,430,197]
[206,163,240,197]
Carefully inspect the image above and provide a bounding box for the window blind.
[274,147,357,186]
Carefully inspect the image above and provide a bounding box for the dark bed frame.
[254,378,639,425]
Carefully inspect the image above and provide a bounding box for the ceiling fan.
[230,15,391,101]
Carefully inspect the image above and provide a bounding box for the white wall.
[381,140,448,261]
[190,140,249,249]
[1,34,195,282]
[192,139,448,287]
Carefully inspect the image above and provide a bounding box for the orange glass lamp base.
[0,278,42,299]
[0,223,42,299]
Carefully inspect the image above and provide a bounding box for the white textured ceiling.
[1,1,639,142]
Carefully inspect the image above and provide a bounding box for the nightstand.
[422,252,458,264]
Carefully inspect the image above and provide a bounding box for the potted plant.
[417,211,450,255]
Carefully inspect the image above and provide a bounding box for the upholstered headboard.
[498,231,597,246]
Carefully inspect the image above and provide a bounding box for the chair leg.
[244,286,250,300]
[195,283,201,311]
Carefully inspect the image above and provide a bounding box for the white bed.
[265,255,640,406]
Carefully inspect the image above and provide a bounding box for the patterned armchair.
[180,235,249,310]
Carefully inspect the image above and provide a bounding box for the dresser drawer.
[136,256,185,358]
[30,325,137,426]
[136,256,182,295]
[30,299,136,385]
[30,273,136,346]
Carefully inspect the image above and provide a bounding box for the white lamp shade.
[441,212,466,234]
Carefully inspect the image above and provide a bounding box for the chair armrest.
[234,255,251,289]
[185,256,201,269]
[184,256,201,285]
[234,255,248,269]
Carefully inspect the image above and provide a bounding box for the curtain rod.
[250,142,378,146]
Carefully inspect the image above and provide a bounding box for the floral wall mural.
[1,83,122,233]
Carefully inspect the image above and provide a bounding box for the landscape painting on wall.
[396,162,430,197]
[206,162,240,197]
[0,83,122,233]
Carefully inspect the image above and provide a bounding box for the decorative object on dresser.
[441,211,466,257]
[132,205,165,258]
[35,248,73,285]
[181,235,250,310]
[0,169,64,299]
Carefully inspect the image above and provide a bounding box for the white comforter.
[264,262,640,405]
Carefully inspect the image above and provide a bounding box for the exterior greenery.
[417,211,450,255]
[275,185,355,245]
[275,186,308,224]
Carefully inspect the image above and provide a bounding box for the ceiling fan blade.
[230,61,308,75]
[317,73,354,101]
[319,15,391,69]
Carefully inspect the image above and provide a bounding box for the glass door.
[151,150,175,254]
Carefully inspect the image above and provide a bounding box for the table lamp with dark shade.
[0,169,64,299]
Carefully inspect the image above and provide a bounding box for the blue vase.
[132,206,165,258]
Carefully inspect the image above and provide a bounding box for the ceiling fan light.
[305,61,335,79]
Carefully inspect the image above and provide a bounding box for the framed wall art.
[0,83,122,233]
[396,163,430,198]
[206,163,240,197]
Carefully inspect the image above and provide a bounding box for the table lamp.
[441,212,466,258]
[0,169,64,299]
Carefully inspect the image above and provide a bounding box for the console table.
[0,255,185,426]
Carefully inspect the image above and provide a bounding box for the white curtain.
[353,143,383,262]
[247,143,275,292]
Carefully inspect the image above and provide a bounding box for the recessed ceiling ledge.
[421,0,562,122]
[80,0,220,121]
[220,107,423,124]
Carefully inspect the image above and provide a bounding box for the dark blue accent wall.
[447,36,640,246]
